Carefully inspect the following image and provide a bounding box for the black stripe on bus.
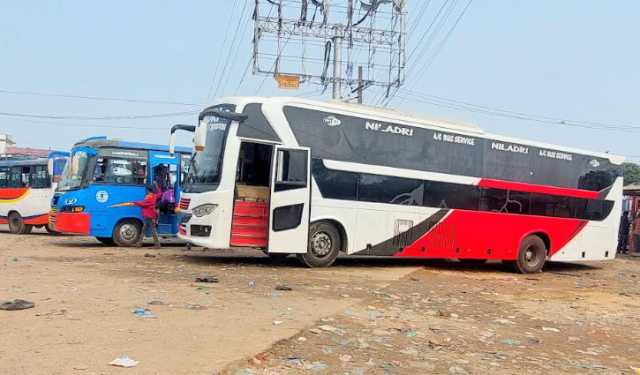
[312,159,614,222]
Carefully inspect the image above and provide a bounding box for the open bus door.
[149,151,181,235]
[268,146,311,254]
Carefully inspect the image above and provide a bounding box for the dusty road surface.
[1,228,639,375]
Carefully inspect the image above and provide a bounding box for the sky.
[1,1,639,161]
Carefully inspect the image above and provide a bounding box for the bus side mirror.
[194,123,208,152]
[169,132,177,155]
[169,124,196,155]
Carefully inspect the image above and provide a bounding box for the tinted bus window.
[30,165,51,188]
[359,175,424,206]
[94,156,147,185]
[0,167,8,187]
[9,167,23,187]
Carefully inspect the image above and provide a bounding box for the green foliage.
[623,162,640,185]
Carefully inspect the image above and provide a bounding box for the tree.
[623,162,640,186]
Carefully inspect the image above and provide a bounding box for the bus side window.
[0,167,8,188]
[30,165,51,188]
[21,167,31,187]
[274,149,308,192]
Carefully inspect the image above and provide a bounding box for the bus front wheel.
[297,222,341,268]
[509,235,547,274]
[8,212,32,234]
[113,220,142,247]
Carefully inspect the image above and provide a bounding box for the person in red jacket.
[133,184,162,248]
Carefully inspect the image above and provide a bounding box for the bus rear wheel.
[297,222,341,268]
[509,235,547,274]
[8,212,32,234]
[113,220,142,247]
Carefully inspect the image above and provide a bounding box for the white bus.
[0,152,68,234]
[171,97,623,273]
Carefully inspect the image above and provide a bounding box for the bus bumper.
[54,212,91,235]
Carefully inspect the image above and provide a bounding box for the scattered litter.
[493,318,515,325]
[273,320,284,326]
[184,303,207,310]
[275,284,292,291]
[286,357,304,367]
[109,356,138,368]
[500,339,521,346]
[195,276,219,283]
[318,325,338,333]
[322,346,334,354]
[297,337,307,342]
[305,361,328,372]
[0,299,35,311]
[340,354,352,362]
[132,308,155,318]
[10,257,18,262]
[527,336,540,344]
[542,327,560,332]
[72,365,88,370]
[248,281,256,288]
[448,366,469,375]
[309,328,321,334]
[405,330,418,338]
[195,286,210,294]
[143,253,156,258]
[147,300,165,306]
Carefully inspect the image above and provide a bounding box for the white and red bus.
[0,151,68,234]
[171,97,623,273]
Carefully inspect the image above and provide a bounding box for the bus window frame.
[89,149,149,187]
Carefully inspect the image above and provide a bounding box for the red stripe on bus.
[24,214,50,226]
[396,210,587,260]
[478,179,600,200]
[0,188,29,200]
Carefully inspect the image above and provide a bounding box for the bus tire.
[510,235,547,274]
[22,225,33,234]
[8,212,26,234]
[297,221,341,268]
[96,237,115,246]
[113,219,142,247]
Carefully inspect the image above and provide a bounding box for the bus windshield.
[57,151,91,191]
[183,114,231,193]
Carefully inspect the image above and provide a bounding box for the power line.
[398,89,640,132]
[0,88,201,106]
[206,0,241,100]
[0,115,170,131]
[416,0,474,77]
[213,0,250,99]
[0,110,198,121]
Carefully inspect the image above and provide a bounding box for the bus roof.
[73,136,191,154]
[216,96,624,164]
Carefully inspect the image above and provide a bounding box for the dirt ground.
[1,227,639,375]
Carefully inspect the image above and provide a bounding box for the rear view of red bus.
[0,151,68,234]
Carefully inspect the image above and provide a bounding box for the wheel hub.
[120,224,138,241]
[311,232,332,257]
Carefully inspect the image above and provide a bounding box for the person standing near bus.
[133,184,162,248]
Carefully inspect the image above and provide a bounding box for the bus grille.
[179,198,191,210]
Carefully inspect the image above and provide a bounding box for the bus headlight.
[192,204,217,217]
[62,205,85,213]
